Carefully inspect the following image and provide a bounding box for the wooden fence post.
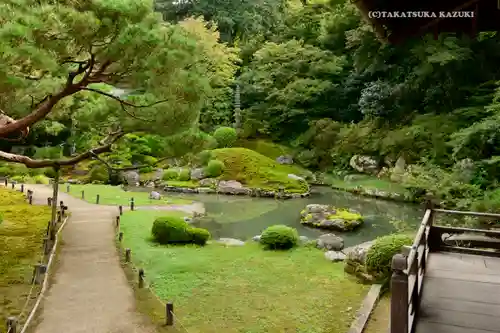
[119,232,123,242]
[43,237,51,255]
[166,302,174,326]
[115,216,120,228]
[32,263,47,284]
[119,205,123,215]
[6,316,17,333]
[4,178,7,186]
[29,194,33,205]
[96,194,100,204]
[138,269,145,288]
[130,198,134,211]
[66,184,70,192]
[390,254,409,333]
[81,190,85,199]
[125,248,131,262]
[20,184,24,192]
[11,182,14,189]
[47,197,52,206]
[57,211,62,223]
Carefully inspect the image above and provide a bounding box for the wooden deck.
[389,204,500,333]
[416,252,500,333]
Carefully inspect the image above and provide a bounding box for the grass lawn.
[363,294,390,333]
[327,174,410,195]
[0,188,52,329]
[59,184,193,206]
[120,210,369,333]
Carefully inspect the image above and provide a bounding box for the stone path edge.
[20,215,70,333]
[347,283,384,333]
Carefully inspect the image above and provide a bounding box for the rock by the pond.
[123,170,140,186]
[199,178,218,187]
[316,233,344,251]
[197,187,216,194]
[183,216,192,223]
[299,235,309,243]
[149,191,161,200]
[252,235,262,242]
[190,168,206,180]
[217,180,251,195]
[276,155,293,164]
[217,238,245,246]
[288,174,305,181]
[300,204,363,231]
[324,251,346,262]
[349,155,379,175]
[344,241,375,265]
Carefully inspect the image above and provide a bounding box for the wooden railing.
[389,204,500,333]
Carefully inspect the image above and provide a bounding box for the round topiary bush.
[178,169,191,181]
[162,168,179,181]
[151,216,192,244]
[365,234,413,277]
[189,227,211,245]
[213,126,237,148]
[204,159,224,177]
[260,225,299,250]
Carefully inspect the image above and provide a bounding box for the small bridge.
[390,202,500,333]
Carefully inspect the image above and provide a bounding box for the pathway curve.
[27,184,156,333]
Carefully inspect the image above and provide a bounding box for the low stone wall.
[162,185,310,199]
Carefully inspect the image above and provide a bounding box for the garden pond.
[134,186,423,246]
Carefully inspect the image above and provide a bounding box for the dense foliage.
[365,234,413,277]
[151,215,210,245]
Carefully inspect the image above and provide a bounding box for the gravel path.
[26,184,156,333]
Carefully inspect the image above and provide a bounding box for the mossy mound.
[210,148,309,193]
[300,204,363,231]
[236,139,292,159]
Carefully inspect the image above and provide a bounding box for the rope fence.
[2,180,69,333]
[115,211,192,333]
[61,183,138,212]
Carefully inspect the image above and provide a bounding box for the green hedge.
[151,216,210,246]
[365,234,413,277]
[204,159,224,177]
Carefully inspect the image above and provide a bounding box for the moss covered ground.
[235,139,293,159]
[327,174,409,195]
[58,184,193,206]
[120,210,369,333]
[0,187,52,330]
[211,148,309,193]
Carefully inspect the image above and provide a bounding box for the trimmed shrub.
[178,169,191,181]
[213,126,237,148]
[89,165,109,183]
[260,225,299,250]
[151,216,192,244]
[189,227,211,245]
[365,234,413,277]
[204,159,224,178]
[162,168,179,181]
[196,150,213,166]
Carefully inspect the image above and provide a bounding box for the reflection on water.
[135,186,424,247]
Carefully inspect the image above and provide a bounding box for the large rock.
[123,170,140,186]
[344,241,375,266]
[325,251,346,262]
[217,238,245,246]
[217,180,251,195]
[349,155,379,175]
[300,204,364,232]
[390,155,406,182]
[149,191,161,200]
[153,168,164,181]
[317,233,344,251]
[276,155,293,164]
[190,168,206,180]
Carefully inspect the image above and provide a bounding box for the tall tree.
[0,0,233,168]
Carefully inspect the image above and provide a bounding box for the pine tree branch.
[0,130,125,168]
[90,153,169,172]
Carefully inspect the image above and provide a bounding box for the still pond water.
[147,186,423,247]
